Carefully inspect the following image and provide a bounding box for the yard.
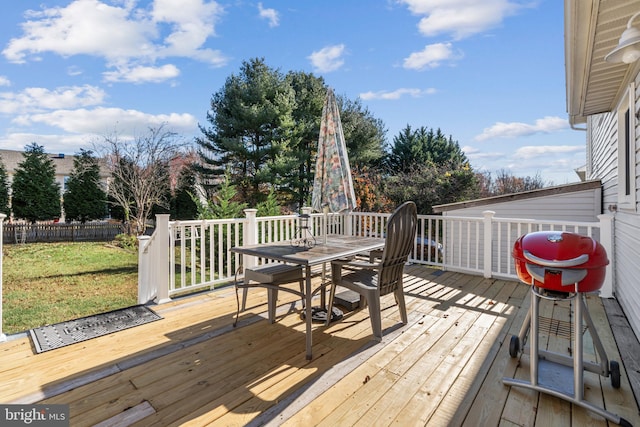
[2,242,138,334]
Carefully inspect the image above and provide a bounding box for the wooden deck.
[1,265,639,426]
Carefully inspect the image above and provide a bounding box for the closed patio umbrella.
[311,88,357,216]
[310,87,356,322]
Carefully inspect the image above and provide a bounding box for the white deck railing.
[137,210,615,306]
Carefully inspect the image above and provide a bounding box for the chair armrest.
[331,258,381,270]
[331,258,381,286]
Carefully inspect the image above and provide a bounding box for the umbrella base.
[301,306,343,323]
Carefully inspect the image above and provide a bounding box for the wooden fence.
[2,222,125,244]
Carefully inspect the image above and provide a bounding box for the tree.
[0,155,10,216]
[382,126,477,214]
[11,143,61,223]
[170,164,199,220]
[284,71,326,209]
[353,166,393,213]
[382,162,477,214]
[475,169,548,197]
[63,149,107,222]
[196,57,296,207]
[256,188,281,216]
[493,169,547,195]
[196,60,389,212]
[193,171,247,219]
[386,125,468,173]
[98,125,186,235]
[337,95,387,169]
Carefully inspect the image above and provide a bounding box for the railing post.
[243,209,258,270]
[0,213,6,342]
[483,211,495,279]
[137,235,151,304]
[598,213,615,298]
[344,212,353,236]
[154,214,171,304]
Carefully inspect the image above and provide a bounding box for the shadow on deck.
[0,265,638,426]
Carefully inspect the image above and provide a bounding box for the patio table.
[231,235,385,360]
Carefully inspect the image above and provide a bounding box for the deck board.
[1,265,638,426]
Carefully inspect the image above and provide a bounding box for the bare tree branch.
[96,124,188,235]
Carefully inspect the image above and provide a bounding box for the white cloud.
[15,107,198,135]
[67,66,83,76]
[3,0,155,63]
[475,116,570,141]
[462,145,505,161]
[0,85,106,114]
[513,145,584,160]
[359,88,436,100]
[258,3,279,27]
[0,132,93,153]
[103,64,180,83]
[308,44,346,73]
[403,43,461,70]
[151,0,225,62]
[0,76,10,87]
[2,0,227,83]
[398,0,525,40]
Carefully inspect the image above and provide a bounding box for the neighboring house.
[564,1,640,340]
[0,149,77,194]
[0,149,109,222]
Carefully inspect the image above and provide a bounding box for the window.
[617,82,637,209]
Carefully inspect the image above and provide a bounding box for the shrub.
[113,233,138,250]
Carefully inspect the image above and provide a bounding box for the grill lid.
[512,231,609,292]
[512,231,608,269]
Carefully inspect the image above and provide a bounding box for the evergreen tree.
[195,59,388,211]
[382,126,477,214]
[386,125,468,173]
[12,143,61,223]
[193,171,247,219]
[196,57,296,207]
[63,149,107,222]
[337,95,387,169]
[284,71,326,209]
[256,188,281,216]
[0,155,10,216]
[171,165,199,220]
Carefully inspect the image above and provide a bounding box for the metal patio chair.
[326,201,418,341]
[234,263,305,327]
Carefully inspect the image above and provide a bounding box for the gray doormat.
[29,305,162,353]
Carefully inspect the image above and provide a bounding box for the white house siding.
[588,113,618,210]
[437,187,602,222]
[613,213,640,340]
[585,72,640,342]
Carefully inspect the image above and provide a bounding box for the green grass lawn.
[2,241,138,335]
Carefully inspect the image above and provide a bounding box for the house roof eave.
[565,0,640,123]
[432,180,602,213]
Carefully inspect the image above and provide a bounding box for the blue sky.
[0,0,584,184]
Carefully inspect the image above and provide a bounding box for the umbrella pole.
[322,211,328,306]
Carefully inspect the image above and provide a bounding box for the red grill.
[503,231,629,426]
[512,231,608,293]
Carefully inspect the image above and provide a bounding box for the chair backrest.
[379,201,418,296]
